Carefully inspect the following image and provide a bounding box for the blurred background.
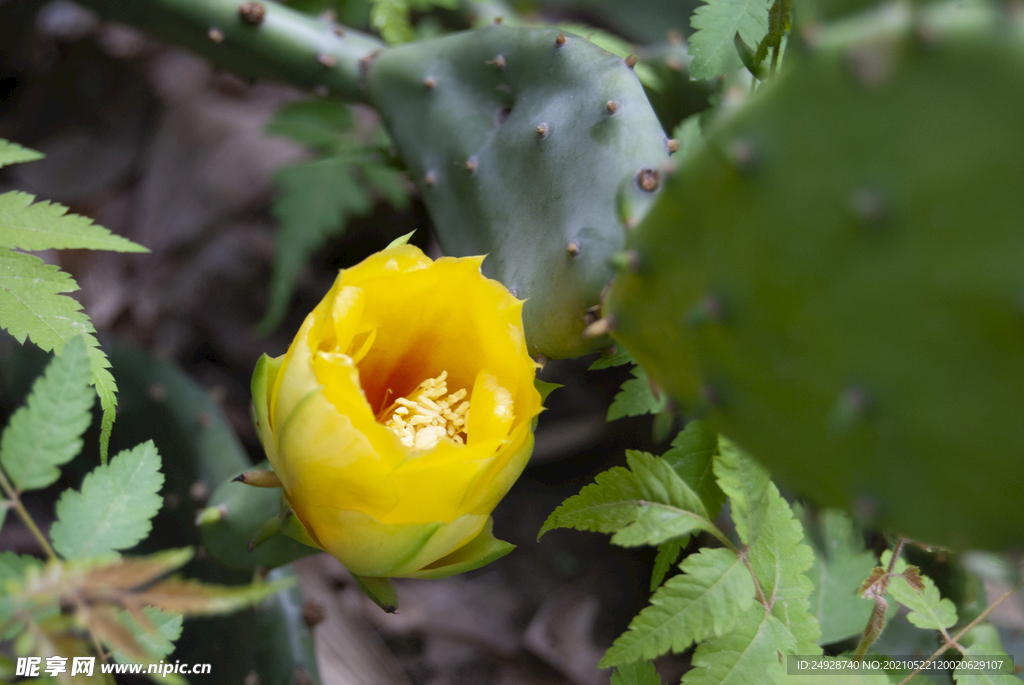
[0,1,706,683]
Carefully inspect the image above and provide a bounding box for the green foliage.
[611,660,663,685]
[955,625,1019,685]
[0,552,42,585]
[650,539,683,591]
[261,100,409,332]
[0,139,148,462]
[661,421,726,520]
[0,140,44,168]
[0,337,93,492]
[50,441,165,558]
[0,192,146,253]
[545,426,823,682]
[688,0,772,79]
[589,346,636,370]
[371,0,457,44]
[801,509,876,645]
[603,547,755,666]
[608,367,667,421]
[111,607,183,665]
[713,437,771,546]
[687,612,794,685]
[887,566,958,631]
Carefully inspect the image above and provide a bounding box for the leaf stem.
[896,585,1021,685]
[0,469,57,561]
[854,536,905,657]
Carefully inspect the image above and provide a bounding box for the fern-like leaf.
[0,140,43,169]
[611,660,663,685]
[539,466,644,538]
[0,191,147,252]
[0,249,117,460]
[887,567,958,631]
[613,451,712,547]
[650,539,684,591]
[689,0,774,79]
[682,611,793,685]
[0,336,93,492]
[51,441,164,558]
[608,366,667,420]
[713,436,772,545]
[540,451,714,547]
[955,625,1019,685]
[662,421,727,520]
[802,509,877,645]
[259,155,374,332]
[602,547,755,667]
[746,481,820,652]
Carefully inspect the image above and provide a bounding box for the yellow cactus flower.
[250,243,544,580]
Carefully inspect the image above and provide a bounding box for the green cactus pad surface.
[605,4,1024,549]
[368,26,670,358]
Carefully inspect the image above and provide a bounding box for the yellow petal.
[385,436,505,523]
[466,371,515,446]
[277,387,398,518]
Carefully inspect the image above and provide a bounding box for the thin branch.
[0,469,57,561]
[854,537,906,658]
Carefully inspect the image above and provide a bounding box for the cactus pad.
[368,26,670,358]
[605,4,1024,549]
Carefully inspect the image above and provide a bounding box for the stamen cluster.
[383,371,469,450]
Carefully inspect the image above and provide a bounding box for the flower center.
[380,371,470,450]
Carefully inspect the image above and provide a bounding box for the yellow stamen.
[380,371,471,450]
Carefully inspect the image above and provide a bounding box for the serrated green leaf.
[539,466,643,538]
[589,345,636,370]
[0,140,43,168]
[111,607,183,664]
[955,624,1019,685]
[608,367,667,420]
[603,547,756,667]
[1,336,93,492]
[803,509,877,645]
[747,481,819,652]
[541,452,714,547]
[0,248,117,462]
[887,569,957,631]
[628,450,708,517]
[266,98,354,152]
[651,539,684,591]
[259,156,374,333]
[663,421,727,520]
[689,0,774,79]
[51,441,164,558]
[0,191,146,252]
[713,436,771,545]
[683,611,793,685]
[613,451,712,547]
[612,660,663,685]
[0,551,43,584]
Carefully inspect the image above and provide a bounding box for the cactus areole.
[605,4,1024,550]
